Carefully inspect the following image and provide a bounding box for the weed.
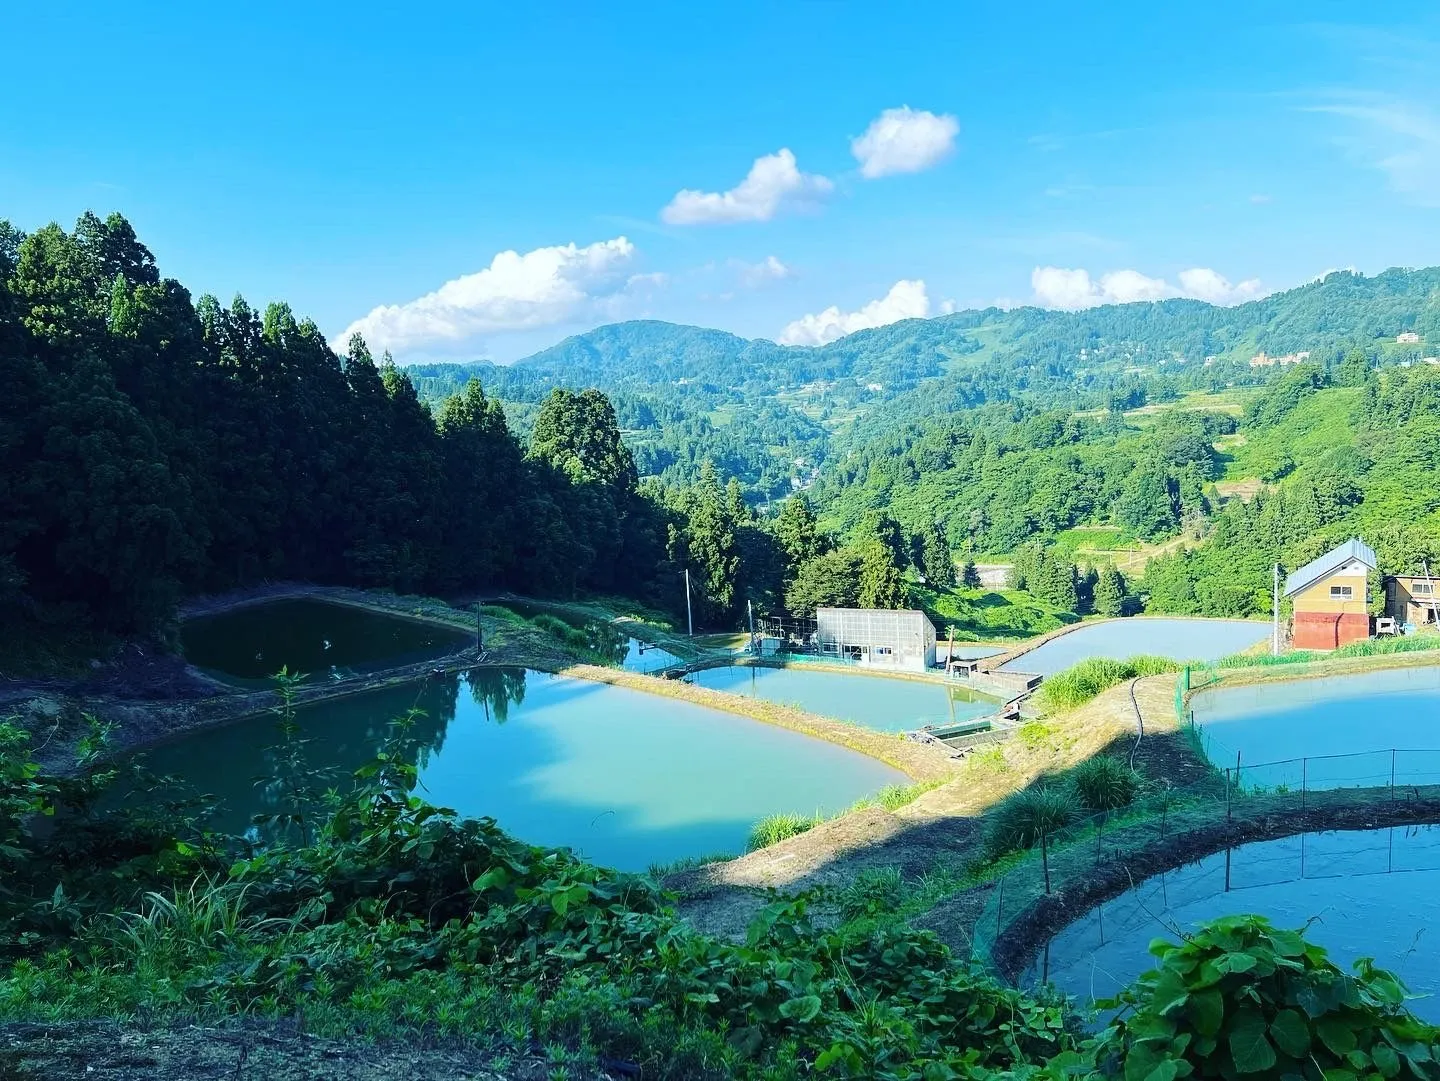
[983,786,1080,858]
[746,812,821,851]
[1068,756,1141,812]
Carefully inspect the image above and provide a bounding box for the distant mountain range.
[404,267,1440,498]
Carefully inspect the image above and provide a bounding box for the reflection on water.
[137,667,904,870]
[491,601,680,673]
[687,664,998,733]
[182,598,468,685]
[1026,825,1440,1022]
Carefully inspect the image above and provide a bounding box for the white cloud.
[778,280,930,346]
[733,255,793,287]
[1310,98,1440,206]
[851,106,959,178]
[661,149,833,224]
[1030,266,1266,309]
[332,237,638,355]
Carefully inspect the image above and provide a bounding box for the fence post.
[995,875,1005,939]
[1225,767,1232,824]
[1301,757,1307,810]
[1235,750,1242,803]
[1042,830,1051,895]
[1392,748,1397,800]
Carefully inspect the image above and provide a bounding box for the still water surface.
[1026,825,1440,1022]
[1190,665,1440,787]
[141,667,905,870]
[182,598,468,685]
[687,664,997,733]
[999,618,1268,676]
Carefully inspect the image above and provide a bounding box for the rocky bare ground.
[0,1020,618,1081]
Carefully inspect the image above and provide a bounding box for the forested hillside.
[0,215,818,666]
[10,210,1440,666]
[409,267,1440,501]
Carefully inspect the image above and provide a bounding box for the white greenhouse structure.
[814,608,937,673]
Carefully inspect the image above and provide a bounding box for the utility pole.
[747,598,755,652]
[1272,562,1282,656]
[684,568,694,637]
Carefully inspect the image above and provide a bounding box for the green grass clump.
[1036,654,1181,713]
[850,780,941,814]
[1068,755,1142,812]
[983,786,1080,858]
[1217,632,1440,669]
[746,811,821,851]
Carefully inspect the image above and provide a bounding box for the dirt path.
[670,676,1178,939]
[0,1020,603,1081]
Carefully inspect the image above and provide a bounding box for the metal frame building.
[814,607,937,672]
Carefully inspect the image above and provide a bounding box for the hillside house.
[1284,539,1376,650]
[1398,331,1422,344]
[815,607,937,672]
[1385,575,1440,628]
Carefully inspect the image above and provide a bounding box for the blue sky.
[6,2,1440,361]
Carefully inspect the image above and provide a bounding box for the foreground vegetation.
[4,701,1439,1081]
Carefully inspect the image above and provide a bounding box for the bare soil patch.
[0,1020,599,1081]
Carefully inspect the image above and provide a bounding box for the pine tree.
[1095,565,1128,617]
[919,521,955,587]
[962,558,981,589]
[857,540,908,610]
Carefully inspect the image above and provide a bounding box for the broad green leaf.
[1372,1042,1401,1078]
[778,995,822,1022]
[1228,1011,1278,1074]
[1317,1017,1358,1056]
[1269,1009,1310,1058]
[1190,989,1224,1037]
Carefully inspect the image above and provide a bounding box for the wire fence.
[971,745,1440,969]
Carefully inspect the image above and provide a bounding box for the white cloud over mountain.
[851,106,959,178]
[333,237,639,355]
[661,150,833,225]
[778,279,930,346]
[1030,266,1266,309]
[733,255,793,287]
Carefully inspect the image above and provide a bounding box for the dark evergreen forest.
[0,214,723,654]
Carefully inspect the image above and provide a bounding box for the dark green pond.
[182,598,470,685]
[139,667,905,870]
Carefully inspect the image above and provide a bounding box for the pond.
[488,600,681,674]
[1190,665,1440,788]
[182,598,470,686]
[137,667,906,871]
[687,664,998,733]
[1025,825,1440,1022]
[998,618,1268,676]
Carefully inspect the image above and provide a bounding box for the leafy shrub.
[983,786,1080,858]
[837,867,905,922]
[1095,914,1440,1080]
[1068,755,1141,812]
[746,812,820,852]
[1037,654,1181,712]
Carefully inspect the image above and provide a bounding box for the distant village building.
[1249,350,1311,368]
[1385,575,1440,628]
[1284,539,1376,650]
[814,607,937,672]
[1397,331,1422,344]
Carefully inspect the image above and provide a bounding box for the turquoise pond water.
[998,618,1268,676]
[687,665,998,733]
[181,598,469,685]
[136,668,905,870]
[1191,665,1440,788]
[1025,825,1440,1022]
[488,600,680,673]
